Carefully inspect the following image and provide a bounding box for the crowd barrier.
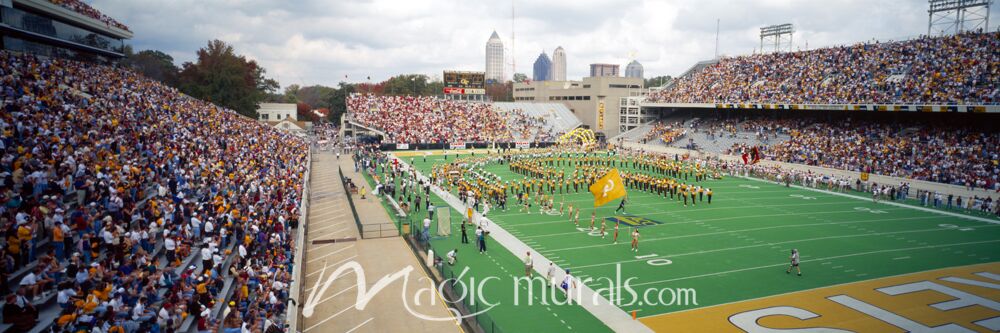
[622,141,999,200]
[287,149,312,333]
[378,141,558,151]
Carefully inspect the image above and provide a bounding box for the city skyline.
[95,0,1000,88]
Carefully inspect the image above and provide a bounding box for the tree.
[513,73,528,83]
[485,82,512,101]
[296,102,318,122]
[178,40,278,118]
[296,85,337,108]
[645,75,673,88]
[326,81,355,123]
[283,84,301,103]
[124,50,179,86]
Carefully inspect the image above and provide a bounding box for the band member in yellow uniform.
[707,188,713,204]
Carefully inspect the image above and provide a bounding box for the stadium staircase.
[611,122,656,142]
[662,119,792,153]
[493,102,583,140]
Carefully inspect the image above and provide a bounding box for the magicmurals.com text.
[302,261,698,324]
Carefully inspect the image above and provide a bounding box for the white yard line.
[345,318,375,333]
[394,156,654,333]
[306,245,356,264]
[544,214,948,253]
[570,222,979,269]
[740,176,1000,225]
[625,239,1000,288]
[303,305,355,332]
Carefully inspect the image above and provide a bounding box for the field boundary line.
[625,239,1000,289]
[740,176,1000,225]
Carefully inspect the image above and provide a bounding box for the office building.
[589,63,619,77]
[551,46,566,81]
[532,51,551,81]
[485,31,504,82]
[625,60,644,79]
[512,76,644,138]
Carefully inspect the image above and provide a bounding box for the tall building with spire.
[551,46,567,81]
[485,31,504,83]
[625,60,644,79]
[533,51,552,81]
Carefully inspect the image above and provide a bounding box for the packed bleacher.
[347,94,514,143]
[765,120,998,189]
[505,108,556,141]
[658,111,999,190]
[648,31,1000,105]
[47,0,131,32]
[0,50,305,333]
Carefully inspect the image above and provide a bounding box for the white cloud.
[91,0,999,87]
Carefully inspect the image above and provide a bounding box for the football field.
[378,150,1000,332]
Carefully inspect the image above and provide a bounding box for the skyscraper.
[485,31,504,83]
[533,51,552,81]
[589,63,619,77]
[551,46,567,81]
[624,60,644,79]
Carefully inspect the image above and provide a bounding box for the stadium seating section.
[0,50,304,332]
[648,31,999,105]
[631,111,998,190]
[348,94,515,143]
[46,0,130,32]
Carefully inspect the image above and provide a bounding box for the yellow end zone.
[639,262,1000,332]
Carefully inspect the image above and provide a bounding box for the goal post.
[436,207,451,236]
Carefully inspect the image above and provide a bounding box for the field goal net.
[436,207,451,236]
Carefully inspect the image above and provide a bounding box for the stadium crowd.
[347,94,515,143]
[696,115,999,190]
[47,0,131,32]
[0,50,305,333]
[505,108,556,142]
[648,31,1000,105]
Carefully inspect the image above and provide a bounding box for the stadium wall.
[378,141,558,151]
[288,149,312,332]
[621,142,998,201]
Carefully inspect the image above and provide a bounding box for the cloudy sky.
[93,0,999,88]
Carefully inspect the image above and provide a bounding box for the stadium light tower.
[759,23,794,53]
[927,0,992,36]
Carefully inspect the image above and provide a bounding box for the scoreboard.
[443,71,485,95]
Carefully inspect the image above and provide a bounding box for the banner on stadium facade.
[515,141,530,149]
[597,101,605,130]
[450,142,466,149]
[396,143,410,150]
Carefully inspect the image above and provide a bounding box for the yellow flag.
[589,169,627,207]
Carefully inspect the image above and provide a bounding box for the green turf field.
[365,151,1000,332]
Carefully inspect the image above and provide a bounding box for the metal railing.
[361,222,400,238]
[338,165,366,238]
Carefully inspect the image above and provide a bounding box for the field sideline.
[373,150,1000,331]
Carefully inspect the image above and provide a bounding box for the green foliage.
[123,50,179,86]
[177,40,278,118]
[326,81,356,123]
[513,73,528,83]
[644,75,673,88]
